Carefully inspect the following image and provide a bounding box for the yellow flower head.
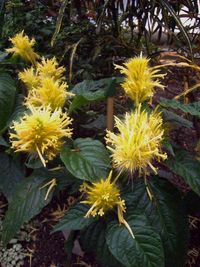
[115,54,165,106]
[18,67,40,90]
[106,105,167,176]
[10,105,73,167]
[26,77,72,109]
[80,171,125,218]
[6,31,39,64]
[37,57,65,80]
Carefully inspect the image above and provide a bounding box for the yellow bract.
[26,77,72,109]
[80,171,125,218]
[6,31,39,64]
[37,57,65,80]
[106,105,167,176]
[18,57,73,109]
[10,105,73,166]
[115,55,165,106]
[18,67,40,90]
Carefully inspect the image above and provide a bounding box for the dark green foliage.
[53,203,96,232]
[2,174,55,246]
[0,73,16,132]
[60,138,110,181]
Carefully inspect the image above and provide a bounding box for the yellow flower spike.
[81,171,135,239]
[6,31,39,64]
[115,54,165,106]
[18,67,40,90]
[105,104,167,176]
[37,57,65,80]
[26,77,73,109]
[10,105,73,167]
[81,171,125,218]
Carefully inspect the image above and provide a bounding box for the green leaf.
[80,220,123,267]
[163,139,175,156]
[166,149,200,196]
[60,138,110,181]
[7,94,26,126]
[106,214,164,267]
[69,78,116,112]
[0,73,16,132]
[122,177,188,267]
[25,156,43,169]
[160,97,200,117]
[2,174,54,246]
[53,203,95,232]
[162,109,193,128]
[0,135,9,147]
[32,167,82,194]
[81,114,106,130]
[0,152,23,202]
[69,95,90,113]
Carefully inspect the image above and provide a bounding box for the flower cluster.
[104,55,167,176]
[19,57,73,110]
[80,171,125,218]
[106,105,167,176]
[6,30,39,64]
[10,105,72,167]
[80,171,134,238]
[7,31,73,166]
[115,54,165,106]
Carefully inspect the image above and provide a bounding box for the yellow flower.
[26,77,72,109]
[10,105,73,167]
[37,57,65,80]
[81,171,135,238]
[81,171,125,217]
[115,55,165,106]
[18,67,40,90]
[106,105,167,176]
[6,31,39,64]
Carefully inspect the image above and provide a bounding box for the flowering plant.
[0,32,200,267]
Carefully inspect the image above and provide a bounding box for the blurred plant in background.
[0,0,200,82]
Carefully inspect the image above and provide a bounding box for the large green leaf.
[160,97,200,117]
[7,93,26,126]
[69,78,116,112]
[60,138,110,181]
[162,109,193,128]
[53,203,95,232]
[0,152,23,202]
[2,174,54,246]
[166,149,200,196]
[80,220,123,267]
[106,214,164,267]
[0,73,16,132]
[122,177,188,267]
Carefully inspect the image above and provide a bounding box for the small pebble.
[9,239,18,244]
[18,260,24,266]
[19,254,24,260]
